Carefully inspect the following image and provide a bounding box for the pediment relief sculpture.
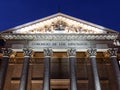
[7,13,111,34]
[1,13,118,41]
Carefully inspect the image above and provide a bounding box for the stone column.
[0,48,12,90]
[43,48,52,90]
[87,48,101,90]
[108,48,120,90]
[68,48,77,90]
[19,48,32,90]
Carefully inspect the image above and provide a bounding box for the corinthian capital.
[108,48,118,57]
[87,48,97,57]
[44,48,52,56]
[2,48,12,57]
[68,48,76,57]
[23,48,33,57]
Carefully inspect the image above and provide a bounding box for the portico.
[0,13,120,90]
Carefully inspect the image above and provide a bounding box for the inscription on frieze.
[28,41,91,49]
[10,40,108,49]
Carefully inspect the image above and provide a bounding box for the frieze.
[28,41,91,49]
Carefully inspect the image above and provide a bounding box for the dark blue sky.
[0,0,120,32]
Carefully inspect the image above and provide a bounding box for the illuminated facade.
[0,13,120,90]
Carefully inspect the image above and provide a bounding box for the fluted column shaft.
[68,48,77,90]
[87,48,101,90]
[0,48,12,90]
[108,48,120,90]
[43,48,52,90]
[19,48,32,90]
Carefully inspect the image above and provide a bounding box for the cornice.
[1,33,118,40]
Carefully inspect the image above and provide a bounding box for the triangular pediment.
[1,13,118,34]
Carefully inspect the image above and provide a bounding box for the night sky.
[0,0,120,32]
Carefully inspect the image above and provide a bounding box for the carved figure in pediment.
[54,20,67,30]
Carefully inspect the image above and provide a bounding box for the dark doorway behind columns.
[52,88,68,90]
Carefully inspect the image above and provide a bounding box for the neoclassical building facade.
[0,13,120,90]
